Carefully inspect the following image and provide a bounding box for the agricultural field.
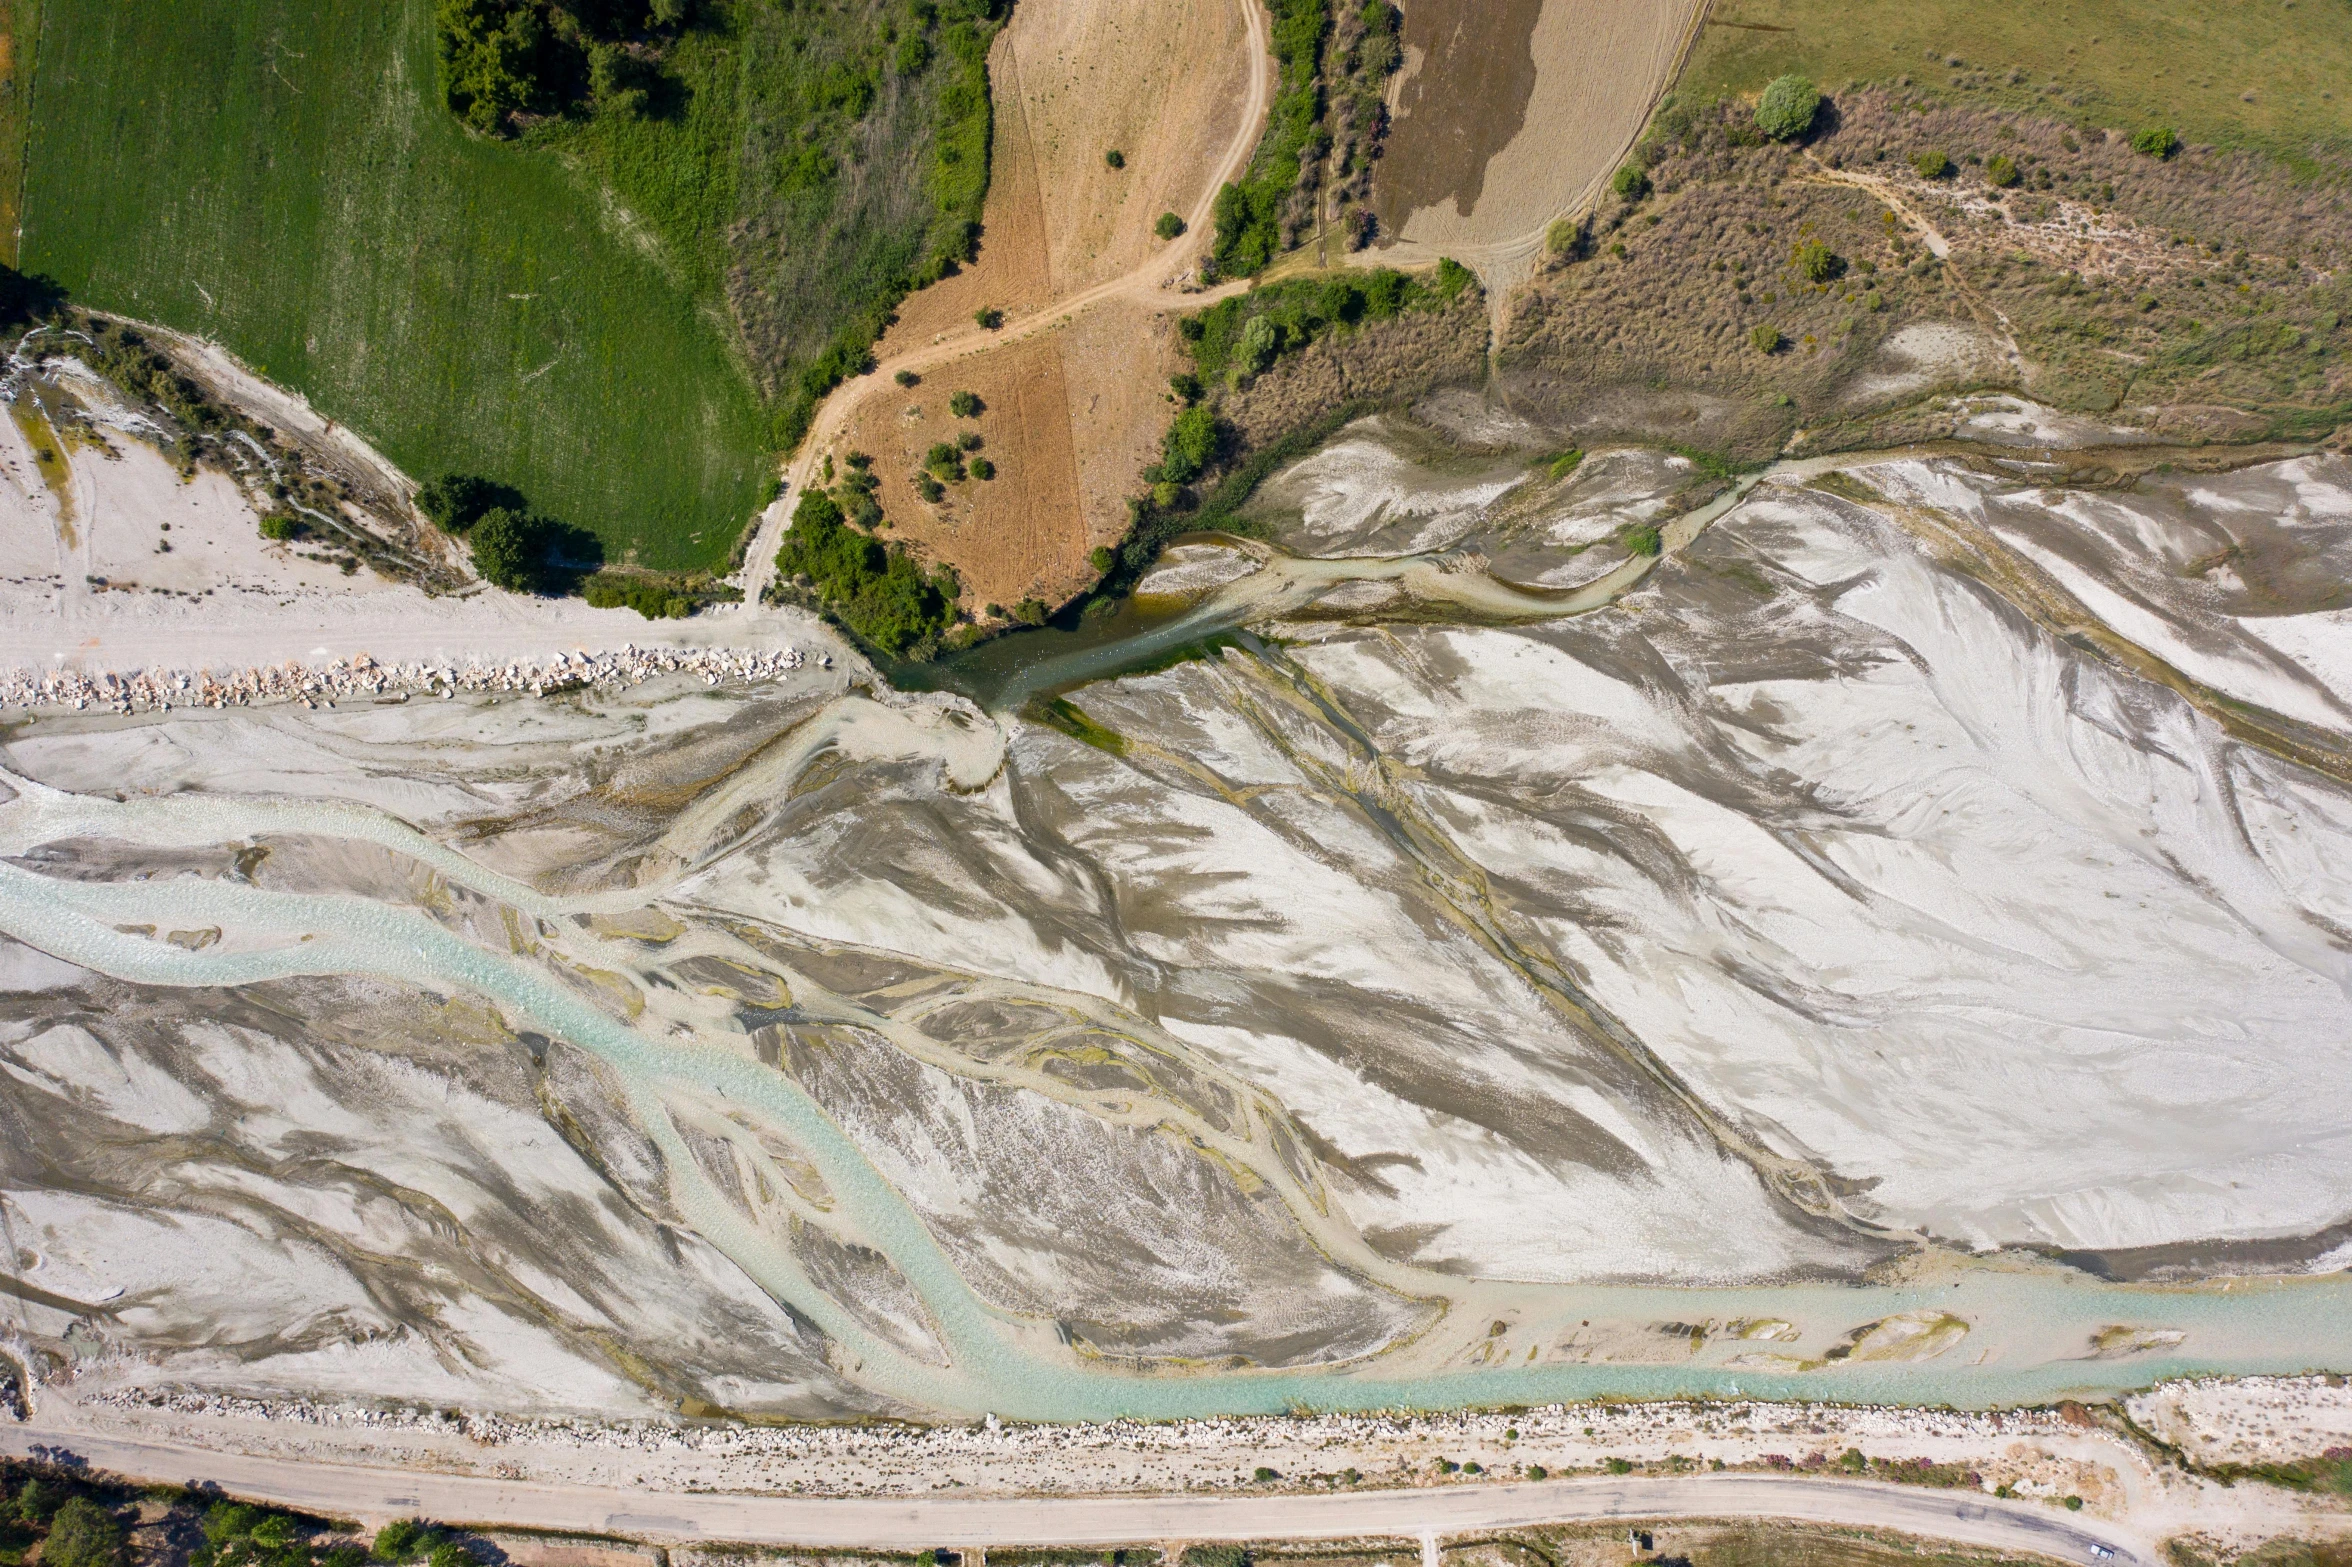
[1372,0,1703,269]
[19,0,769,570]
[812,0,1257,619]
[14,0,1005,573]
[1679,0,2352,169]
[0,0,36,266]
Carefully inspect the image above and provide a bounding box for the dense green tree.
[372,1521,426,1562]
[413,473,520,532]
[1158,404,1221,483]
[469,507,539,590]
[1753,74,1820,141]
[43,1499,125,1567]
[775,490,957,653]
[436,0,551,134]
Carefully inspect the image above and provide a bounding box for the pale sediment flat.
[0,412,2348,1426]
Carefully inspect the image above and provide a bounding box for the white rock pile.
[0,644,828,715]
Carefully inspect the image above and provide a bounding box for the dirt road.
[1,1426,2148,1563]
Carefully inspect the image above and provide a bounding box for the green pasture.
[20,0,770,570]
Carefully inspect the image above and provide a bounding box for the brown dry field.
[828,0,1254,611]
[893,0,1251,342]
[1377,0,1705,256]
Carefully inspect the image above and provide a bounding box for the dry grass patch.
[1499,89,2352,457]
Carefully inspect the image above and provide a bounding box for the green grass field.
[1682,0,2352,171]
[21,0,771,570]
[0,0,41,266]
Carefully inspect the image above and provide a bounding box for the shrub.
[259,513,301,541]
[1547,449,1583,480]
[1105,149,1125,169]
[427,1546,473,1567]
[1011,597,1049,625]
[44,1500,126,1567]
[2133,125,2180,159]
[968,456,995,480]
[468,507,537,591]
[1750,323,1784,353]
[1237,314,1283,376]
[1611,163,1650,199]
[1606,1457,1634,1475]
[948,389,983,417]
[1434,256,1475,300]
[1624,525,1661,556]
[916,474,945,503]
[1794,239,1841,282]
[1753,74,1820,141]
[373,1530,428,1567]
[1159,404,1221,483]
[584,573,696,619]
[974,307,1004,329]
[1089,545,1115,572]
[1169,372,1203,403]
[1985,153,2020,187]
[414,472,519,533]
[1912,149,1952,179]
[1155,210,1186,241]
[2063,1495,2084,1511]
[1252,1466,1279,1482]
[894,369,920,388]
[1525,1464,1548,1480]
[957,431,983,451]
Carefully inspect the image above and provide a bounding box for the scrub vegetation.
[1505,88,2352,457]
[16,0,1004,572]
[773,485,962,655]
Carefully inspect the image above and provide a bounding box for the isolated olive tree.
[1754,74,1820,141]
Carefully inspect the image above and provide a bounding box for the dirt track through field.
[742,0,1270,613]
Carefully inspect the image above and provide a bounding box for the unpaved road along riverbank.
[0,1425,2153,1562]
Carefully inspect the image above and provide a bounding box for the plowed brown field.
[1373,0,1705,290]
